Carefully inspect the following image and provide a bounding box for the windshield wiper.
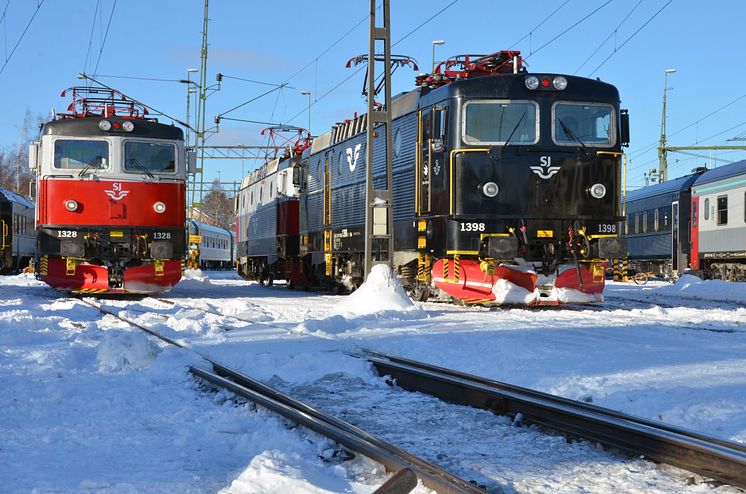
[558,118,587,152]
[127,158,155,179]
[500,112,526,154]
[78,155,103,178]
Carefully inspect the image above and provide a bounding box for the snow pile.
[656,274,746,303]
[96,331,159,373]
[333,264,418,316]
[182,268,209,283]
[491,279,536,304]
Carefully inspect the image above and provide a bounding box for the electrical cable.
[94,74,185,83]
[524,0,612,60]
[92,0,117,76]
[588,0,672,76]
[509,0,570,51]
[1,0,12,60]
[574,0,641,74]
[83,0,100,75]
[0,0,44,76]
[221,74,294,88]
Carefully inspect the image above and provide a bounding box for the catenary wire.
[92,0,117,76]
[524,0,613,60]
[0,0,45,76]
[509,0,570,51]
[574,0,642,74]
[83,0,100,75]
[588,0,673,76]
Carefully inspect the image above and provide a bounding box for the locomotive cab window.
[124,141,176,174]
[552,102,614,147]
[462,100,538,145]
[54,139,109,170]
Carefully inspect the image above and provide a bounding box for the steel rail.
[192,363,487,494]
[361,350,746,489]
[76,298,485,494]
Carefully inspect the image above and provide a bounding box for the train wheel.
[409,284,430,302]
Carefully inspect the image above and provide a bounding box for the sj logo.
[104,182,129,201]
[346,143,362,172]
[530,156,561,180]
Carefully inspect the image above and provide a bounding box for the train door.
[671,200,679,272]
[690,197,699,269]
[417,108,432,215]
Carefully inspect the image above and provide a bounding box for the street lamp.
[432,40,445,73]
[301,91,311,134]
[658,67,677,182]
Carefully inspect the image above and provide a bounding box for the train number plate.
[57,230,77,238]
[460,222,486,232]
[596,223,617,234]
[153,232,172,240]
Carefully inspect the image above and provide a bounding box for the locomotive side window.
[54,140,109,170]
[552,103,614,147]
[717,195,728,225]
[124,141,176,173]
[462,101,538,145]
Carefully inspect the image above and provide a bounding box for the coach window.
[654,209,660,231]
[54,139,109,170]
[704,198,709,220]
[717,195,728,225]
[393,128,402,158]
[744,191,746,222]
[124,141,176,174]
[642,211,648,233]
[463,101,538,145]
[552,102,614,147]
[634,213,639,234]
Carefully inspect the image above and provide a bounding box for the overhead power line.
[0,0,45,77]
[524,0,613,60]
[92,0,117,76]
[83,0,100,74]
[588,0,673,76]
[574,0,642,74]
[510,0,570,52]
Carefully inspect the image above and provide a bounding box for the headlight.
[64,199,79,212]
[153,201,166,213]
[524,76,539,90]
[589,183,607,199]
[553,76,568,90]
[98,120,112,131]
[122,120,134,132]
[482,182,499,198]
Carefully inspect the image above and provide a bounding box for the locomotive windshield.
[124,141,176,174]
[54,140,109,170]
[553,102,614,147]
[462,101,538,145]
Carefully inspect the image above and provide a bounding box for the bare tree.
[201,179,235,230]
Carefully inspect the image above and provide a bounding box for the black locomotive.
[239,51,629,305]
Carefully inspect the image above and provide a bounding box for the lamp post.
[658,67,677,182]
[301,91,311,134]
[432,39,445,72]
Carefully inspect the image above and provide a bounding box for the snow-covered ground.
[1,270,745,493]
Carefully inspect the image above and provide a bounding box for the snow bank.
[96,331,159,373]
[332,265,418,316]
[657,274,746,303]
[491,280,603,305]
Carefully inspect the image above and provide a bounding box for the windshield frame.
[551,101,616,148]
[461,99,540,146]
[52,138,111,171]
[122,139,178,176]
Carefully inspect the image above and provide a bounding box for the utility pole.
[657,68,676,182]
[192,0,210,215]
[15,118,26,195]
[364,0,394,279]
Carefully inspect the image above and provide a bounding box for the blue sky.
[1,0,745,191]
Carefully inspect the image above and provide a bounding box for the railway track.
[75,298,486,494]
[359,349,746,490]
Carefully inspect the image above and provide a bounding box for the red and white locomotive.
[29,87,192,294]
